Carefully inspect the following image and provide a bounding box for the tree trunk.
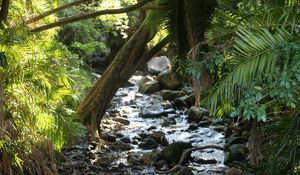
[184,0,215,107]
[78,11,168,140]
[0,73,5,123]
[0,0,10,22]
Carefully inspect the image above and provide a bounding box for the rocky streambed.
[57,73,234,175]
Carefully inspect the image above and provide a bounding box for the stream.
[58,75,227,175]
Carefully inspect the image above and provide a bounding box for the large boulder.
[224,144,247,164]
[188,106,209,122]
[162,142,192,163]
[157,69,181,90]
[161,90,185,101]
[147,56,171,75]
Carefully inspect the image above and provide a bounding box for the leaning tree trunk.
[184,0,215,107]
[0,0,10,22]
[78,11,169,140]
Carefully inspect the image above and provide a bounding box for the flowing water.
[58,75,227,175]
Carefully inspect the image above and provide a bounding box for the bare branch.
[30,0,153,32]
[27,0,92,24]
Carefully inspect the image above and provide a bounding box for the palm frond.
[206,28,293,114]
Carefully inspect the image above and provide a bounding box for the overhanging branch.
[27,0,92,24]
[31,0,153,32]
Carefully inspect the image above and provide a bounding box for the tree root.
[155,145,224,174]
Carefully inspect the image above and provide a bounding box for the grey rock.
[147,56,171,74]
[113,117,130,125]
[139,80,160,94]
[138,138,159,150]
[161,117,177,127]
[120,136,131,143]
[211,125,226,132]
[150,131,168,146]
[188,106,209,122]
[157,69,181,90]
[225,137,248,149]
[225,167,244,175]
[93,157,112,167]
[224,144,247,164]
[140,105,174,118]
[198,121,211,127]
[195,158,217,164]
[174,93,195,108]
[175,167,194,175]
[101,133,117,142]
[141,149,160,165]
[162,142,192,163]
[161,90,185,101]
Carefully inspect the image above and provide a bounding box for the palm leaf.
[206,28,293,114]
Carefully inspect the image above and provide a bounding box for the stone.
[195,158,217,164]
[175,167,194,175]
[157,69,181,90]
[225,167,244,175]
[93,157,112,167]
[139,80,160,94]
[141,149,160,165]
[147,126,157,131]
[198,121,211,127]
[138,138,159,150]
[224,144,247,164]
[140,105,173,118]
[161,117,177,127]
[138,76,155,88]
[211,125,226,132]
[120,136,131,143]
[150,131,169,146]
[174,94,195,108]
[162,142,192,163]
[147,56,171,74]
[101,133,117,142]
[127,152,142,166]
[110,141,133,151]
[161,90,185,101]
[188,106,209,122]
[113,117,130,125]
[225,137,248,149]
[188,123,199,130]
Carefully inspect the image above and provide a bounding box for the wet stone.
[120,136,131,143]
[195,158,218,164]
[101,133,117,142]
[138,138,159,150]
[175,167,194,175]
[147,126,157,131]
[113,117,130,125]
[150,131,168,146]
[162,142,192,163]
